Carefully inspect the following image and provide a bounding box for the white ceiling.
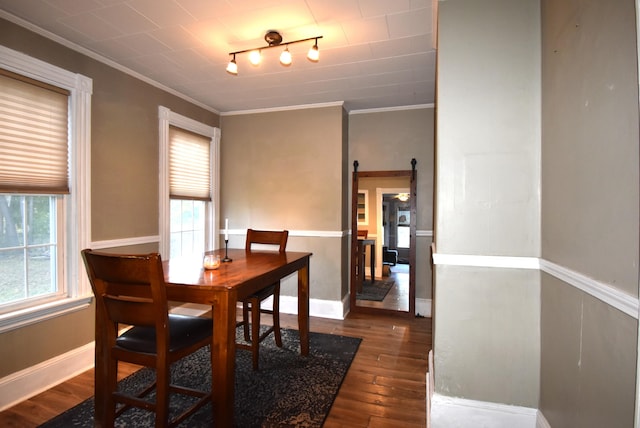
[0,0,436,113]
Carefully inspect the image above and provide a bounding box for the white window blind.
[0,69,70,194]
[169,125,211,201]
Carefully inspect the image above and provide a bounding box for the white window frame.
[158,107,220,259]
[0,45,93,333]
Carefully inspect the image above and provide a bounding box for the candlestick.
[224,218,229,241]
[222,239,233,262]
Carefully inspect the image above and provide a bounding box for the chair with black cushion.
[237,229,289,370]
[383,246,398,266]
[81,249,212,427]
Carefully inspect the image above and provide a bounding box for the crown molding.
[0,10,220,116]
[349,103,435,115]
[220,101,345,116]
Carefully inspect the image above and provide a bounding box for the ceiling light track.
[226,31,323,75]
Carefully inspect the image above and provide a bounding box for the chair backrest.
[357,230,368,238]
[81,249,169,341]
[245,229,289,253]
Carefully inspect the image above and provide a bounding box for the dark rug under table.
[39,329,361,428]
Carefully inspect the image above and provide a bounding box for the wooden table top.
[164,248,312,300]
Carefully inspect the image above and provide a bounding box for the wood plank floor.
[0,311,432,427]
[357,263,410,312]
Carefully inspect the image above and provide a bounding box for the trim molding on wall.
[537,411,552,428]
[90,235,160,250]
[349,103,436,115]
[90,229,435,247]
[0,11,219,115]
[220,101,344,116]
[417,298,432,318]
[432,252,639,320]
[0,341,94,411]
[0,11,437,120]
[430,393,539,427]
[540,259,638,319]
[280,295,348,320]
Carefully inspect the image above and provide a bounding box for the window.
[0,46,92,332]
[159,107,220,259]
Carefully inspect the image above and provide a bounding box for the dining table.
[92,247,312,428]
[356,238,376,292]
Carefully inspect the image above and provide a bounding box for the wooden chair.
[237,229,289,370]
[81,249,212,427]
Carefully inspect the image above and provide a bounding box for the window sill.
[0,296,93,334]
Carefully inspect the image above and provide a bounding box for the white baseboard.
[281,296,431,319]
[427,349,435,428]
[417,298,432,317]
[430,394,538,428]
[1,294,418,413]
[0,341,95,411]
[280,295,347,320]
[536,410,551,428]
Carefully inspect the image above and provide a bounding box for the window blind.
[0,69,70,194]
[169,125,211,201]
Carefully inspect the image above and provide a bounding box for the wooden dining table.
[356,238,376,292]
[93,248,312,428]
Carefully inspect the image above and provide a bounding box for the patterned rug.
[39,329,361,428]
[356,279,395,301]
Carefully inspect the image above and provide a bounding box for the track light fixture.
[226,31,323,75]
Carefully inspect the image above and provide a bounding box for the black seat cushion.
[116,314,212,354]
[249,283,277,301]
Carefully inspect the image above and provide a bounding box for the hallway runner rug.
[39,329,361,428]
[356,279,395,301]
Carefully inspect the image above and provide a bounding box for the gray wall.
[0,18,218,377]
[434,0,541,407]
[434,0,640,422]
[539,0,639,426]
[220,106,348,303]
[349,107,434,303]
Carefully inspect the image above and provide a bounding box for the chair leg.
[250,297,261,370]
[272,282,282,348]
[242,300,251,342]
[155,364,170,428]
[105,358,118,427]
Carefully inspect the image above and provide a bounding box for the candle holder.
[222,239,233,262]
[203,254,221,270]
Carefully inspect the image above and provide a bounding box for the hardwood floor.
[357,263,410,311]
[0,311,432,427]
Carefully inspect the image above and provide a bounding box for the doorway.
[350,162,416,316]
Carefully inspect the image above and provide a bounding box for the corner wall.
[539,0,639,426]
[433,0,541,407]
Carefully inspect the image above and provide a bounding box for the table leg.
[297,260,310,356]
[370,243,375,283]
[357,242,364,292]
[211,293,237,427]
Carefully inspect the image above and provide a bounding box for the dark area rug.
[356,279,395,301]
[39,329,361,428]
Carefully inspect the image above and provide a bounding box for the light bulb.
[248,50,262,65]
[307,43,319,62]
[280,47,292,66]
[226,58,238,75]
